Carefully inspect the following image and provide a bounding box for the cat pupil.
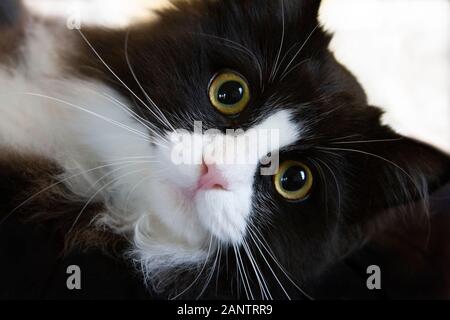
[217,81,244,105]
[281,166,308,192]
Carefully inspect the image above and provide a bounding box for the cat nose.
[197,162,229,191]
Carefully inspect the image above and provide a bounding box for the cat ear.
[351,133,450,216]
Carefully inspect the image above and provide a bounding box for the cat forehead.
[153,0,325,49]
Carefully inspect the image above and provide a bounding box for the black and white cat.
[0,0,449,299]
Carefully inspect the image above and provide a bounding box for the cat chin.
[195,188,251,244]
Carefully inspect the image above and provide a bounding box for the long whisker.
[190,32,263,88]
[250,226,314,299]
[15,92,157,143]
[309,158,331,226]
[242,238,272,300]
[269,0,286,83]
[97,90,170,144]
[233,244,250,300]
[330,138,403,145]
[196,238,221,299]
[123,169,167,214]
[68,167,148,234]
[101,155,157,163]
[75,83,169,143]
[316,146,424,198]
[279,25,319,80]
[328,134,363,142]
[235,244,254,300]
[214,245,222,296]
[124,30,176,133]
[315,157,342,221]
[280,58,310,81]
[247,226,291,300]
[87,161,157,191]
[316,145,432,243]
[0,159,158,226]
[170,235,214,300]
[77,30,175,132]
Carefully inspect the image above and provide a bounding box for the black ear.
[349,133,450,220]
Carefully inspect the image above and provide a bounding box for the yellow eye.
[274,161,313,201]
[208,71,250,115]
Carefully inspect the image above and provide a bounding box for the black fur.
[0,0,21,26]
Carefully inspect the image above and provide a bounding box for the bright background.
[24,0,450,152]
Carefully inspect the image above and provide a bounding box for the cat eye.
[274,161,313,201]
[208,71,250,115]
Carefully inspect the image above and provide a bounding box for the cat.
[0,0,449,299]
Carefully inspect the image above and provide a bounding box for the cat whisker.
[0,160,157,226]
[190,32,263,88]
[233,244,251,300]
[250,226,314,300]
[196,238,221,300]
[97,89,170,143]
[279,58,310,81]
[328,134,363,142]
[68,167,150,234]
[315,146,431,239]
[214,244,222,296]
[170,235,214,300]
[14,92,164,146]
[247,225,291,300]
[124,31,177,134]
[242,238,272,300]
[77,30,176,134]
[86,160,158,192]
[101,155,157,163]
[315,148,345,159]
[330,138,404,145]
[274,40,307,82]
[75,83,169,143]
[315,157,343,222]
[240,240,263,300]
[124,168,168,214]
[279,24,319,80]
[237,243,255,300]
[309,158,331,226]
[316,146,426,200]
[269,0,286,83]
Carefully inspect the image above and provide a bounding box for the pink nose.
[197,163,229,191]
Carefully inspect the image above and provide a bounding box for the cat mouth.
[164,179,247,244]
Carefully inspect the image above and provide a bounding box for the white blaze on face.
[150,110,301,245]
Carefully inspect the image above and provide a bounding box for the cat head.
[74,0,450,296]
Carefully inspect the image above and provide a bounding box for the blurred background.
[24,0,450,152]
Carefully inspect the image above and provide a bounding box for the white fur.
[0,19,302,280]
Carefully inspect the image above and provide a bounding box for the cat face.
[113,0,338,246]
[74,0,449,296]
[121,0,336,248]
